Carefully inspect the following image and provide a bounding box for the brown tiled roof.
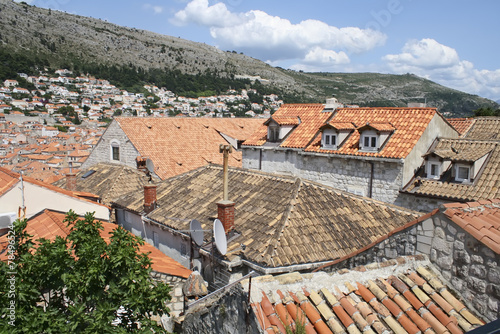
[53,162,154,206]
[358,122,396,132]
[113,165,419,268]
[322,121,356,131]
[447,118,476,136]
[306,107,440,159]
[248,257,485,334]
[403,139,500,201]
[244,104,328,148]
[0,209,191,278]
[462,117,500,140]
[265,116,301,126]
[441,199,500,254]
[115,117,263,180]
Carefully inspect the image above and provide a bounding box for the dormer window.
[426,160,441,179]
[358,122,395,153]
[264,116,300,143]
[455,163,471,183]
[322,130,337,149]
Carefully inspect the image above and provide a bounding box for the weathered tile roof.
[113,165,419,268]
[306,107,440,159]
[115,117,263,180]
[0,209,191,278]
[403,139,500,201]
[0,166,18,196]
[53,162,154,205]
[447,118,475,136]
[243,105,444,159]
[247,256,485,334]
[461,117,500,140]
[441,199,500,254]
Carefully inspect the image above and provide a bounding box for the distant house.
[82,117,263,180]
[0,167,109,220]
[242,99,459,206]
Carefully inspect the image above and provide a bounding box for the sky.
[18,0,500,102]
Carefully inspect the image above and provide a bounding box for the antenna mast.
[219,144,232,201]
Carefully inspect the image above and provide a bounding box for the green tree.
[0,211,171,333]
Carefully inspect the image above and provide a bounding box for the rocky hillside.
[0,0,497,116]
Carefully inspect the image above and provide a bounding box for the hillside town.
[0,69,283,182]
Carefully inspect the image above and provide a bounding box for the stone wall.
[242,147,404,204]
[151,271,187,318]
[181,285,260,334]
[81,120,139,170]
[321,213,500,321]
[395,192,455,213]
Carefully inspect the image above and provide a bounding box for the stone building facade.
[319,201,500,321]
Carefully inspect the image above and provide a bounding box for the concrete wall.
[82,120,139,170]
[243,147,404,203]
[117,209,192,269]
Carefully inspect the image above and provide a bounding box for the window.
[268,126,279,142]
[456,165,470,182]
[153,231,159,248]
[323,133,336,148]
[362,135,377,150]
[427,162,441,179]
[112,146,120,161]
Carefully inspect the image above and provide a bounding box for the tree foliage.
[0,211,171,333]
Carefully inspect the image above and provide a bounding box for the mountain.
[0,0,497,116]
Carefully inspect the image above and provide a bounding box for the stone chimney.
[217,200,235,233]
[66,173,76,192]
[144,184,157,214]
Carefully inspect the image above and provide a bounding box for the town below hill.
[0,68,281,182]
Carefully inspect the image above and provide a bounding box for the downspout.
[368,161,374,198]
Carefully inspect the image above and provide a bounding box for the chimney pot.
[217,200,235,233]
[144,184,157,214]
[66,173,76,192]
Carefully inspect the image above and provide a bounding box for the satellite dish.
[145,158,155,174]
[213,219,227,255]
[189,219,204,246]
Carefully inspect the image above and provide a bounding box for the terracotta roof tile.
[115,117,263,180]
[247,258,485,334]
[461,117,500,140]
[441,199,500,254]
[447,118,476,136]
[114,165,420,268]
[0,210,191,278]
[403,139,500,202]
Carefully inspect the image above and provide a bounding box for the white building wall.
[1,182,109,220]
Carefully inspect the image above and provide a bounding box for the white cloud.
[143,4,164,15]
[171,0,386,66]
[384,38,500,100]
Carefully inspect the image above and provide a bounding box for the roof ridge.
[45,209,72,236]
[262,177,303,266]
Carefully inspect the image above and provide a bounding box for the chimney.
[217,200,235,233]
[218,144,235,233]
[66,173,76,192]
[144,184,157,214]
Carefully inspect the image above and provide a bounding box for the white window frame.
[110,140,120,161]
[322,130,337,149]
[361,133,378,151]
[426,161,441,179]
[455,164,471,183]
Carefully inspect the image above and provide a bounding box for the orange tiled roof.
[244,105,441,159]
[115,117,263,180]
[447,118,476,136]
[306,107,439,159]
[249,257,485,334]
[0,166,18,196]
[0,210,191,278]
[441,199,500,254]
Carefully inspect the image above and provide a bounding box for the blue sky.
[20,0,500,102]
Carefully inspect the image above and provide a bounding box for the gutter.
[241,259,335,275]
